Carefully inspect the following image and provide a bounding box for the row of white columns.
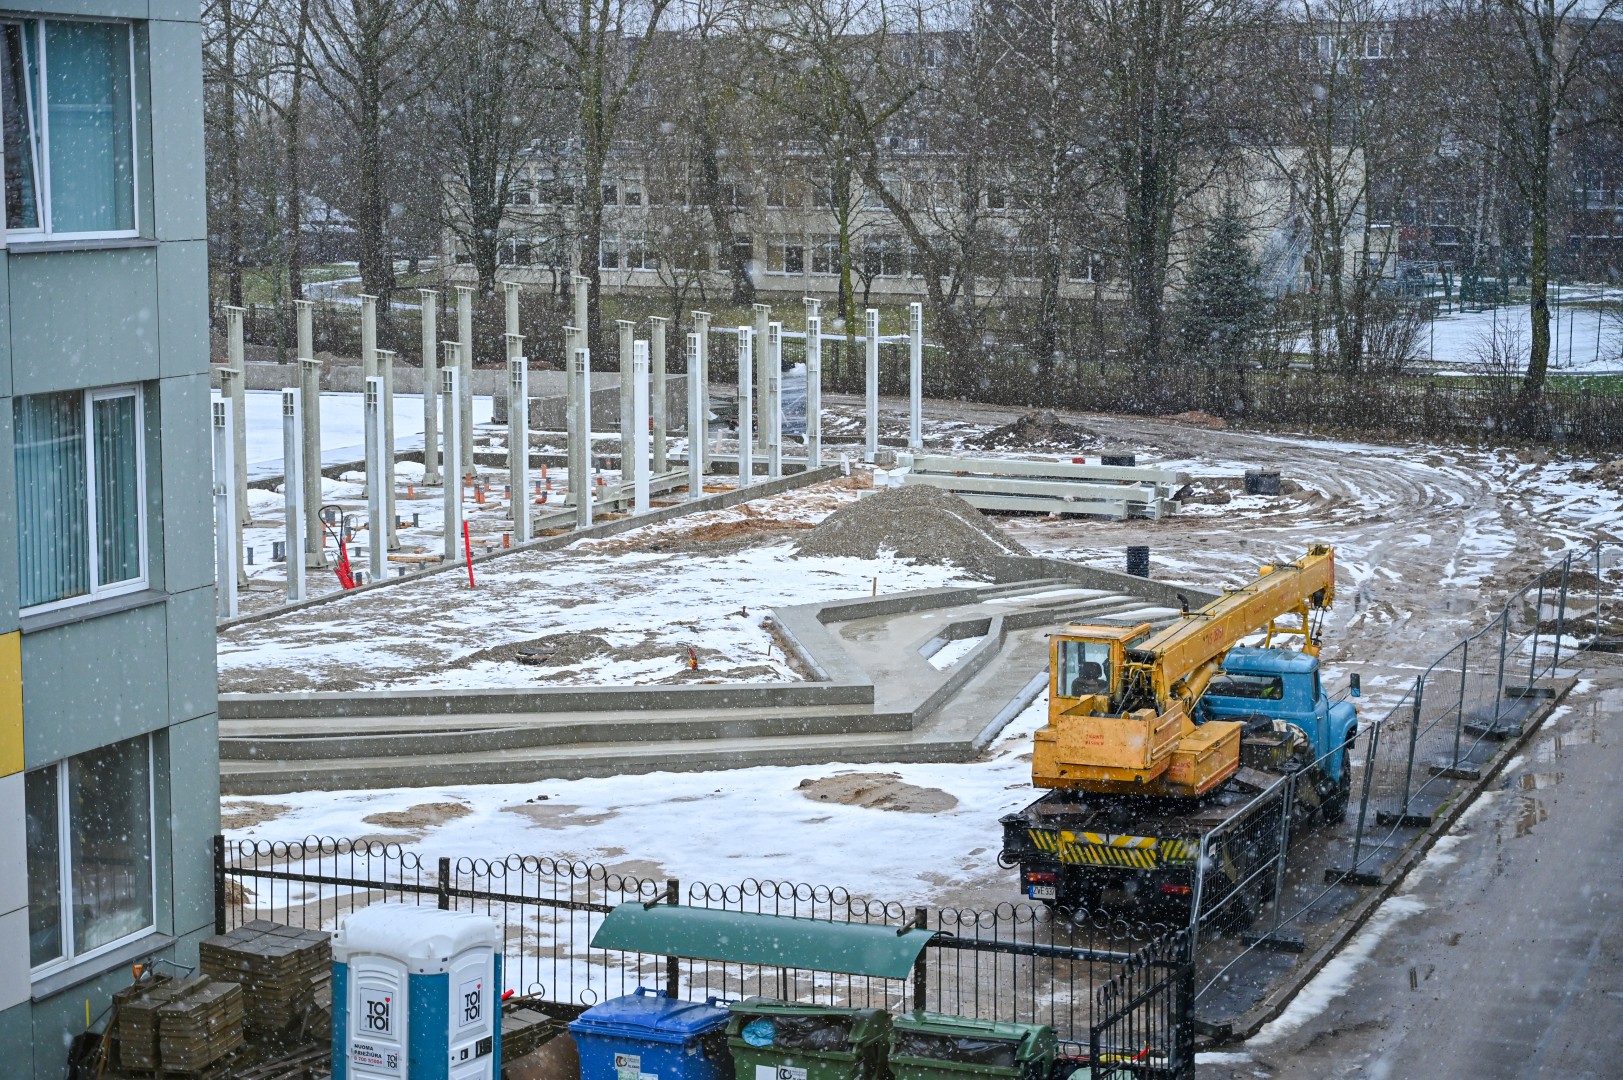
[215,286,926,615]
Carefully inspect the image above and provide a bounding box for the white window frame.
[16,383,149,616]
[2,17,141,243]
[27,736,158,980]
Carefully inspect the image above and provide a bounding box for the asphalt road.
[1200,653,1623,1080]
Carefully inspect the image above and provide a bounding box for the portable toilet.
[332,902,502,1080]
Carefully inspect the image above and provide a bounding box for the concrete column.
[692,311,711,472]
[224,306,249,528]
[686,331,703,500]
[572,274,589,342]
[507,345,530,544]
[865,308,880,462]
[281,387,305,602]
[211,397,237,618]
[456,285,476,470]
[359,295,377,497]
[441,359,462,561]
[378,349,399,549]
[617,319,635,464]
[420,289,441,484]
[806,314,822,468]
[504,280,521,343]
[298,357,326,568]
[908,301,923,451]
[294,300,324,568]
[573,347,593,528]
[632,340,651,514]
[737,325,754,486]
[365,376,385,581]
[766,322,783,479]
[562,323,579,465]
[649,316,668,473]
[751,303,770,449]
[218,367,248,588]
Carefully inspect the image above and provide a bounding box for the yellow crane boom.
[1033,545,1337,797]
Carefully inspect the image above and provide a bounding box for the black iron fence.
[214,842,1194,1078]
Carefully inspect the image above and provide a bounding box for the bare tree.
[203,0,273,305]
[305,0,438,299]
[1450,0,1623,417]
[434,0,559,295]
[539,0,675,357]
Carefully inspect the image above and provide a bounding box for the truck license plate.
[1030,885,1056,900]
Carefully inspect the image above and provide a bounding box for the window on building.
[625,234,658,271]
[811,181,834,210]
[13,385,147,612]
[1362,31,1391,59]
[27,735,155,973]
[2,19,137,238]
[1068,248,1100,283]
[722,181,746,209]
[510,190,532,206]
[602,182,618,206]
[861,234,906,278]
[624,187,643,207]
[768,234,805,275]
[811,234,840,275]
[731,235,753,264]
[599,233,620,269]
[986,186,1008,211]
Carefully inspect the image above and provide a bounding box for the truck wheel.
[1322,745,1353,824]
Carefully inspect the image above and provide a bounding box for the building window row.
[12,384,148,612]
[27,734,156,974]
[2,18,137,239]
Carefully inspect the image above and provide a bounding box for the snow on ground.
[222,693,1052,906]
[1422,289,1622,374]
[240,388,494,476]
[217,535,979,692]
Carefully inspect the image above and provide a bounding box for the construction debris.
[968,410,1097,450]
[793,484,1029,575]
[200,921,330,1036]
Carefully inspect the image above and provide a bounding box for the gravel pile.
[793,484,1028,575]
[969,410,1097,451]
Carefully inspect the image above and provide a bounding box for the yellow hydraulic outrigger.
[1033,545,1337,798]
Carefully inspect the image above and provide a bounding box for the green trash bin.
[888,1012,1057,1080]
[726,998,893,1080]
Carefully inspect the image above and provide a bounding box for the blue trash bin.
[570,987,733,1080]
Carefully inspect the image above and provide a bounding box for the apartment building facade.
[0,2,216,1076]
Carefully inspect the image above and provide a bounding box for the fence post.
[1399,675,1423,818]
[438,857,451,910]
[1527,574,1546,693]
[1495,608,1510,724]
[1348,718,1382,876]
[1176,931,1197,1080]
[1552,554,1571,677]
[666,878,681,999]
[911,907,928,1012]
[1186,833,1208,957]
[1264,772,1295,944]
[1452,638,1469,770]
[213,834,227,934]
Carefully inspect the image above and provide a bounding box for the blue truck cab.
[1197,646,1359,783]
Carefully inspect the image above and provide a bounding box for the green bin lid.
[890,1012,1057,1064]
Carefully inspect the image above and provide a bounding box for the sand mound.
[362,801,472,830]
[970,410,1097,450]
[1162,410,1228,429]
[792,485,1028,574]
[797,772,959,813]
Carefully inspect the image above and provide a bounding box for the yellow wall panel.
[0,632,20,776]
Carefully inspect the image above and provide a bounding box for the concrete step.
[220,703,911,760]
[219,726,979,795]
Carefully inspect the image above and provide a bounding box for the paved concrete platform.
[219,560,1206,794]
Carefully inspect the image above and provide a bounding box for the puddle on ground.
[1518,771,1563,790]
[1514,794,1548,837]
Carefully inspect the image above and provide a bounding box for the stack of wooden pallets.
[156,978,246,1073]
[200,921,331,1037]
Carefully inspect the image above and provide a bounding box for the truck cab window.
[1059,640,1111,696]
[1207,673,1285,700]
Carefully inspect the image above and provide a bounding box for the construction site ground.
[218,391,1623,1030]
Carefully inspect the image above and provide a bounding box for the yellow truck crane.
[1000,545,1360,920]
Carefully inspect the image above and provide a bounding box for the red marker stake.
[463,521,476,588]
